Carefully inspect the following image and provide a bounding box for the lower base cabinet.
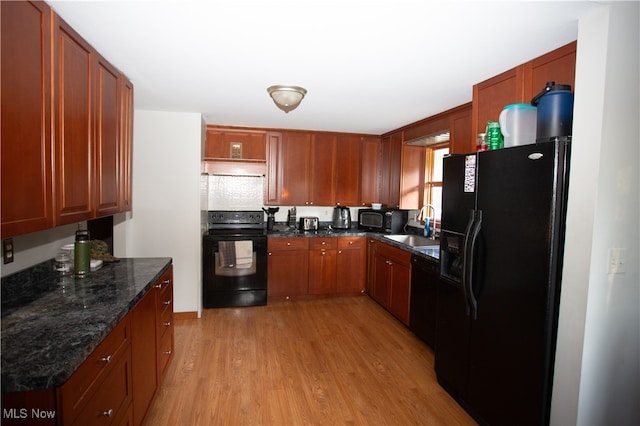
[131,264,174,425]
[370,240,412,325]
[268,236,366,299]
[1,264,174,426]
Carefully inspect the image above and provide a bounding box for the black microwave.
[358,209,409,233]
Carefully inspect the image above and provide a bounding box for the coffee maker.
[331,206,351,230]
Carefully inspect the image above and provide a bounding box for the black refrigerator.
[435,139,570,426]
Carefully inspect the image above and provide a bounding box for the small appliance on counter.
[331,205,351,230]
[358,208,408,233]
[299,217,319,232]
[262,207,279,231]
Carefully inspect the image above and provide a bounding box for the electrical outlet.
[3,238,14,264]
[608,248,627,274]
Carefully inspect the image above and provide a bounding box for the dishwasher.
[410,254,440,348]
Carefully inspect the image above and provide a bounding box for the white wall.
[551,2,640,425]
[114,110,203,315]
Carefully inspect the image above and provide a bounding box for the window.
[424,143,449,220]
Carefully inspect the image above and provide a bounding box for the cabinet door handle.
[163,350,173,356]
[268,252,272,256]
[163,322,171,327]
[321,241,326,245]
[164,279,170,285]
[349,241,354,245]
[287,242,291,246]
[163,300,171,305]
[101,409,114,418]
[338,250,342,254]
[99,355,112,363]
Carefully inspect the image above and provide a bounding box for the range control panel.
[207,211,264,227]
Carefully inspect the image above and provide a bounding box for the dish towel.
[218,241,236,267]
[235,241,253,268]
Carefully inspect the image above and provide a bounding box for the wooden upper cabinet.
[380,131,402,209]
[120,76,134,212]
[472,66,523,136]
[450,104,473,154]
[281,132,311,205]
[523,41,577,102]
[309,133,337,206]
[204,128,266,161]
[360,136,381,207]
[472,41,577,136]
[94,53,121,216]
[53,15,95,226]
[1,0,54,237]
[399,143,425,210]
[334,134,361,206]
[264,131,283,205]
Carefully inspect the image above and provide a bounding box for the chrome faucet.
[419,204,438,240]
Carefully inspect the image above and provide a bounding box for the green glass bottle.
[74,230,91,278]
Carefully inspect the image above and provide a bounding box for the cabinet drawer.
[338,236,365,250]
[309,237,338,250]
[158,303,173,340]
[157,283,173,314]
[72,347,132,426]
[157,328,174,381]
[59,318,130,425]
[375,241,411,266]
[268,238,309,251]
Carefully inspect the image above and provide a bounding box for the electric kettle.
[331,206,351,230]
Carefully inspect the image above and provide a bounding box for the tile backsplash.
[207,175,264,210]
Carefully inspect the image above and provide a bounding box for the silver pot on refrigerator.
[331,206,351,230]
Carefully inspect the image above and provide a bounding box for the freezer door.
[466,141,565,425]
[441,154,477,234]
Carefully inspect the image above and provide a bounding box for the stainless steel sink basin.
[383,234,439,248]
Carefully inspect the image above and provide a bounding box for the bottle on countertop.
[74,230,91,278]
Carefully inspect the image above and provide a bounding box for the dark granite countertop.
[1,257,172,393]
[267,225,439,262]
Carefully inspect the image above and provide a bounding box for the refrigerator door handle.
[461,210,476,316]
[466,209,483,320]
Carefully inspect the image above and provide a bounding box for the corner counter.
[1,257,172,393]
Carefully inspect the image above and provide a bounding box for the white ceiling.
[48,1,601,135]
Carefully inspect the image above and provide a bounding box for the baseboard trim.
[173,311,198,320]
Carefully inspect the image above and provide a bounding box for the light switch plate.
[608,248,626,274]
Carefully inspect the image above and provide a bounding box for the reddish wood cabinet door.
[280,132,311,205]
[53,16,95,225]
[94,54,121,216]
[1,1,54,237]
[336,237,366,294]
[267,238,309,298]
[119,76,134,212]
[130,288,158,426]
[265,132,283,205]
[335,134,361,206]
[309,133,336,206]
[360,136,381,207]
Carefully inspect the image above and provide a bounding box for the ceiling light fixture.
[267,85,307,113]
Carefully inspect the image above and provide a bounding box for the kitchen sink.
[383,234,439,248]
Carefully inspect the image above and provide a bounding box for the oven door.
[202,232,267,308]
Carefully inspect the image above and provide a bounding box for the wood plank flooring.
[144,296,476,425]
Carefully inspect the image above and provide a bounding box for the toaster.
[299,217,319,232]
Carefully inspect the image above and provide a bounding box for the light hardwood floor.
[144,296,476,426]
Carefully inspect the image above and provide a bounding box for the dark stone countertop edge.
[267,228,439,262]
[1,257,172,393]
